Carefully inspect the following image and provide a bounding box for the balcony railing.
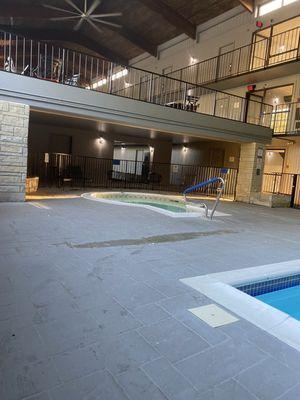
[271,102,300,135]
[168,26,300,85]
[0,30,272,128]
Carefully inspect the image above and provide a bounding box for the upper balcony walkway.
[168,26,300,91]
[0,30,272,144]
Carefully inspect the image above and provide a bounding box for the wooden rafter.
[137,0,196,39]
[0,3,157,57]
[238,0,255,13]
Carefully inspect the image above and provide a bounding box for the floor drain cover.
[189,304,238,327]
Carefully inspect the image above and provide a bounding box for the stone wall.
[236,142,266,203]
[0,101,29,201]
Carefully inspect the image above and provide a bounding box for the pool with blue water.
[256,285,300,321]
[237,274,300,321]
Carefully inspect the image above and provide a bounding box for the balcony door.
[251,28,271,71]
[216,43,235,80]
[246,93,264,125]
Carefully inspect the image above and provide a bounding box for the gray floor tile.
[203,379,258,400]
[277,383,300,400]
[115,368,168,400]
[109,280,166,310]
[104,331,159,375]
[158,293,209,320]
[236,357,300,400]
[52,342,106,382]
[22,392,51,400]
[35,312,102,355]
[0,357,60,400]
[50,370,129,400]
[87,298,142,336]
[142,358,200,400]
[179,311,228,346]
[132,304,170,326]
[176,338,267,392]
[139,317,209,363]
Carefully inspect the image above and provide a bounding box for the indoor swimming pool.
[237,274,300,321]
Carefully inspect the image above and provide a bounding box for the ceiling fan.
[43,0,122,34]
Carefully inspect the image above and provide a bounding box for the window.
[258,0,299,16]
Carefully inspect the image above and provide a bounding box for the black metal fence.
[27,153,238,198]
[262,172,300,208]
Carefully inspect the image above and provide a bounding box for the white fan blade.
[74,18,85,31]
[91,18,122,28]
[43,4,78,15]
[64,0,82,14]
[87,19,104,35]
[84,0,87,13]
[86,0,101,17]
[91,13,122,18]
[50,16,81,21]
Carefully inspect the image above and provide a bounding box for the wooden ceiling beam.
[0,3,157,57]
[137,0,196,39]
[238,0,255,13]
[110,27,157,57]
[0,26,128,65]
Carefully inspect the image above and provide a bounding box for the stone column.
[151,141,172,186]
[235,142,265,203]
[0,101,29,201]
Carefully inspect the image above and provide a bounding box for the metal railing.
[168,26,300,86]
[27,152,238,198]
[262,172,300,208]
[0,30,272,127]
[272,102,300,135]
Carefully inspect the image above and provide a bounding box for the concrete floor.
[1,196,300,400]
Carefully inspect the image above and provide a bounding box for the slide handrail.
[183,177,225,219]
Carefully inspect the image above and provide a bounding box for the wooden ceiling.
[0,0,249,65]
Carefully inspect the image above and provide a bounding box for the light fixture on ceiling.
[183,145,188,152]
[44,0,122,34]
[149,146,154,153]
[121,144,126,150]
[99,136,104,144]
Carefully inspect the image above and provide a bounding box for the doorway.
[252,84,294,134]
[217,43,235,80]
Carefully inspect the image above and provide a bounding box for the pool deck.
[1,195,300,400]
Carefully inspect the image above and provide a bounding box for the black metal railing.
[27,152,238,198]
[168,26,300,86]
[0,30,272,127]
[262,172,300,208]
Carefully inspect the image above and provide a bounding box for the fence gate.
[262,172,300,209]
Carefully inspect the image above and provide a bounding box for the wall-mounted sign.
[172,165,179,173]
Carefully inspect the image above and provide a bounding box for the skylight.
[258,0,299,16]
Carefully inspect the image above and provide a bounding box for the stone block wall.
[236,142,266,203]
[0,101,29,201]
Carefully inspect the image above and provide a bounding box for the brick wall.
[0,101,29,201]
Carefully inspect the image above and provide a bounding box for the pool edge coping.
[81,192,229,219]
[180,259,300,352]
